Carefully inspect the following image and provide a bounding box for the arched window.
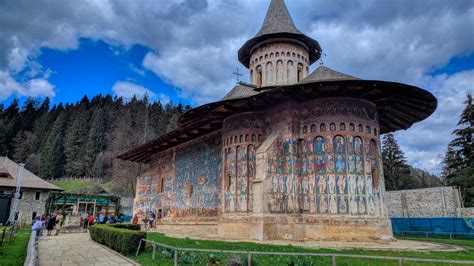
[250,69,253,83]
[251,134,256,141]
[240,135,243,142]
[265,62,273,85]
[374,128,378,136]
[287,61,294,84]
[276,60,283,85]
[256,65,262,87]
[340,123,346,131]
[366,126,371,134]
[310,124,316,133]
[297,63,304,82]
[276,52,279,57]
[358,124,363,132]
[287,52,291,57]
[302,126,307,134]
[270,53,274,58]
[234,136,238,143]
[245,134,249,142]
[349,123,355,132]
[320,123,326,132]
[330,123,336,131]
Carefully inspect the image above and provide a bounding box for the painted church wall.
[134,132,222,220]
[264,98,386,217]
[222,112,264,213]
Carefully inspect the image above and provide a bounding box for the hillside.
[1,95,189,196]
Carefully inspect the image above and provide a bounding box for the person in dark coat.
[46,213,56,236]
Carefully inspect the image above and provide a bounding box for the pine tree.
[63,104,90,176]
[442,93,474,206]
[382,133,412,190]
[40,112,69,178]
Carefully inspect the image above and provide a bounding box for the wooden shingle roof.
[0,157,63,191]
[238,0,322,67]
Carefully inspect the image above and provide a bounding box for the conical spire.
[238,0,322,68]
[255,0,302,37]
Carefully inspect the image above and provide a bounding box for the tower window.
[256,65,262,87]
[35,192,41,200]
[297,63,304,82]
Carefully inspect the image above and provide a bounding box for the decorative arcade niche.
[222,113,263,213]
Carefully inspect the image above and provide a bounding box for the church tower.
[238,0,322,87]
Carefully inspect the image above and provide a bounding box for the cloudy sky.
[0,0,473,174]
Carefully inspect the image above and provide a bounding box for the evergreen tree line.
[382,133,442,191]
[442,93,474,207]
[0,94,188,187]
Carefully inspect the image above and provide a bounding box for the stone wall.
[0,187,49,224]
[385,186,462,218]
[249,41,310,87]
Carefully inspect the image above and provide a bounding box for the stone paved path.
[38,233,139,266]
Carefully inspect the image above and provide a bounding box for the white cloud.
[395,70,474,174]
[0,71,55,100]
[1,0,473,172]
[112,80,156,100]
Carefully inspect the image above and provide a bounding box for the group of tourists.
[31,212,63,238]
[82,213,119,229]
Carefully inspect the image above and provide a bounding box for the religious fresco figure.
[329,194,338,214]
[355,156,364,174]
[318,195,328,214]
[348,175,356,194]
[315,154,326,173]
[368,196,375,215]
[334,136,345,153]
[317,176,327,194]
[335,155,346,173]
[328,175,336,194]
[358,196,366,214]
[314,137,325,153]
[347,136,353,153]
[338,195,348,214]
[357,176,365,194]
[337,176,347,194]
[350,195,358,215]
[327,155,335,173]
[348,155,355,173]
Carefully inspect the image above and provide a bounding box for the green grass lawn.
[51,179,96,193]
[0,229,31,266]
[129,233,474,266]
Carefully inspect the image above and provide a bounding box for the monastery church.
[119,0,437,241]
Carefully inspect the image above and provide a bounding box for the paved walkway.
[38,233,139,266]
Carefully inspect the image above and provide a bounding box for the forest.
[0,95,189,196]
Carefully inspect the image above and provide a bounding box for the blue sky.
[1,0,473,174]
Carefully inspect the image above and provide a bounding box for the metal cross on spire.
[232,68,243,83]
[319,52,327,66]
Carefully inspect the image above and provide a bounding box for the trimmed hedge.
[107,223,141,231]
[89,224,146,255]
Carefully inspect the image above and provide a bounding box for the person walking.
[54,212,62,235]
[31,216,42,238]
[149,211,155,229]
[46,213,56,236]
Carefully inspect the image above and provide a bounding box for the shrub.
[89,224,146,255]
[107,223,141,231]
